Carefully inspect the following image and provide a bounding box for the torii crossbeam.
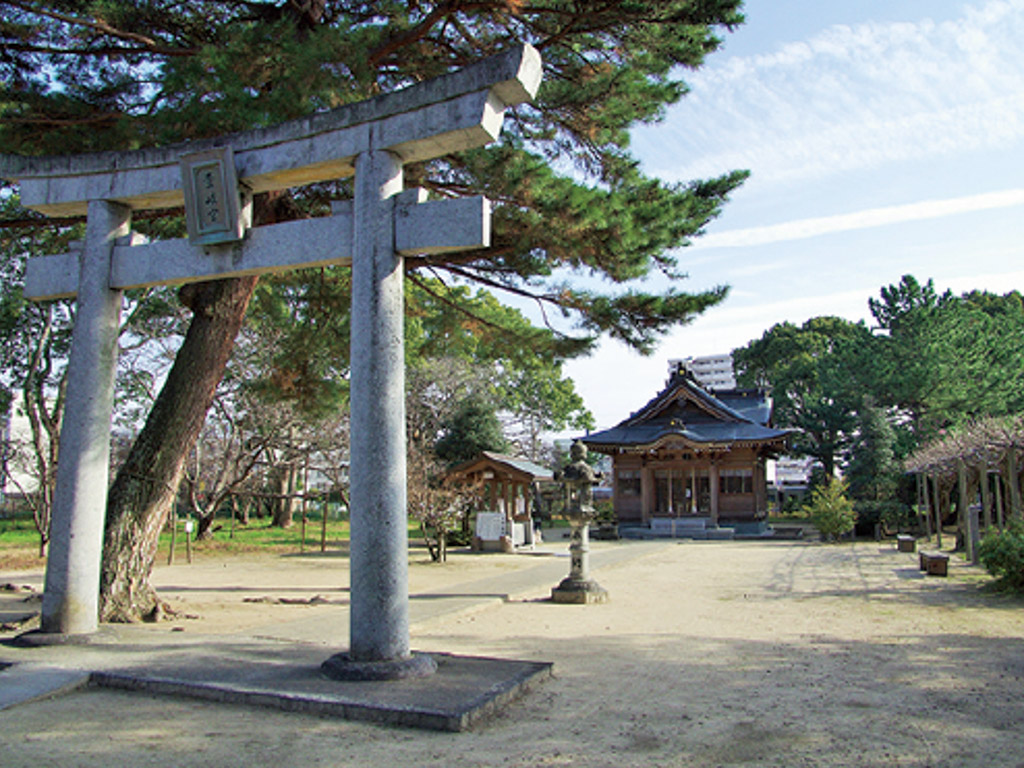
[3,46,541,678]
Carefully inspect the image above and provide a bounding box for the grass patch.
[160,517,355,560]
[0,516,46,570]
[0,515,43,546]
[0,510,429,569]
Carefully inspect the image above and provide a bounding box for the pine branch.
[435,262,566,334]
[407,270,514,338]
[4,0,199,56]
[367,1,507,67]
[2,113,123,126]
[368,1,462,67]
[1,42,194,57]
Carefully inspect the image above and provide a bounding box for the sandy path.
[1,538,1023,767]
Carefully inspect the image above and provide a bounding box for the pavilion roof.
[444,451,554,484]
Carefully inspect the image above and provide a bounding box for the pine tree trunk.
[99,276,257,622]
[99,192,297,622]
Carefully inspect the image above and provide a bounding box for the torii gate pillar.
[329,149,428,676]
[40,201,130,635]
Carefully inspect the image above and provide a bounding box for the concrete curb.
[0,663,91,711]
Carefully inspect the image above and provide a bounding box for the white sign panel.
[475,511,507,541]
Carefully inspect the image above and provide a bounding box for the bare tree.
[181,391,272,539]
[407,439,469,563]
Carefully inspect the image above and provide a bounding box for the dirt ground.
[1,537,1023,768]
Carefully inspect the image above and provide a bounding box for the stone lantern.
[551,441,609,604]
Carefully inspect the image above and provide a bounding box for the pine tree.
[733,316,874,477]
[434,398,509,467]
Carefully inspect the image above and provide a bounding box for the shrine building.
[444,451,553,551]
[581,361,790,536]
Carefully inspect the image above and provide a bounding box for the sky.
[562,0,1024,432]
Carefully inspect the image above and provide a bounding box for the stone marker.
[3,45,543,675]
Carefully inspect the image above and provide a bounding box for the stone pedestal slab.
[551,577,610,604]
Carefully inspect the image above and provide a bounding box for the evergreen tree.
[737,276,1024,510]
[733,316,874,477]
[2,1,746,350]
[871,276,1024,442]
[844,396,899,501]
[405,279,593,460]
[804,477,856,542]
[434,397,509,467]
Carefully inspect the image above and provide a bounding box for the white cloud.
[725,259,793,277]
[944,268,1024,294]
[641,0,1024,184]
[695,189,1024,248]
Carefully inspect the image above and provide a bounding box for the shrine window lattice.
[719,468,753,495]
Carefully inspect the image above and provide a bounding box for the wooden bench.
[897,534,916,553]
[919,551,949,577]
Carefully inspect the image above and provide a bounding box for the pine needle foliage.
[2,0,748,354]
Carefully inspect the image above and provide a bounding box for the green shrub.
[854,499,913,536]
[594,500,615,523]
[446,528,474,547]
[781,495,807,517]
[978,520,1024,591]
[804,477,856,542]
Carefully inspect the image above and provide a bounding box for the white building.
[2,397,41,500]
[667,354,737,391]
[772,456,816,488]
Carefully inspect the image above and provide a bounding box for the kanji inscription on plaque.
[180,147,248,246]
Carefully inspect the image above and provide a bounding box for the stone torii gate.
[4,46,541,678]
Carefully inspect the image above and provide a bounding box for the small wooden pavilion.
[581,367,789,530]
[444,451,553,551]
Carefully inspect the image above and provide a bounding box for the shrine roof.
[580,374,790,452]
[445,451,554,483]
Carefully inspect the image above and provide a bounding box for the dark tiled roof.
[583,420,787,448]
[716,392,773,425]
[581,374,789,451]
